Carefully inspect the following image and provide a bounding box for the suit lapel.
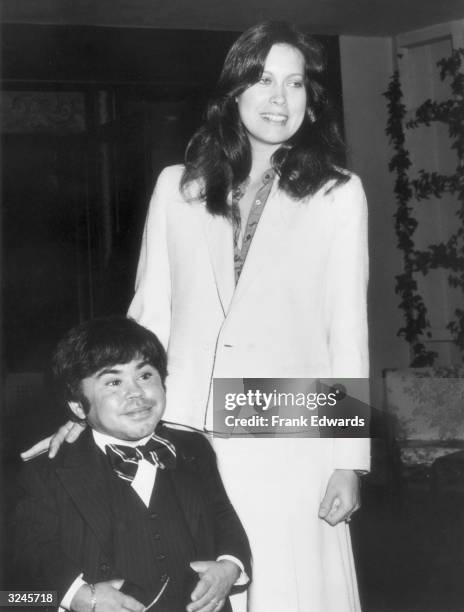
[231,181,330,307]
[163,458,203,542]
[56,430,113,554]
[201,208,235,316]
[154,427,206,544]
[201,179,331,315]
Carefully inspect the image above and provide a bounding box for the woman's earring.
[307,108,316,123]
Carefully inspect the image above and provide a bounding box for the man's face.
[76,358,165,441]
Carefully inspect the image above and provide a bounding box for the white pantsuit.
[129,164,370,611]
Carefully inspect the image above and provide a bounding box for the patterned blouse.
[231,169,275,283]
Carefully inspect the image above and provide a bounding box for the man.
[15,317,250,612]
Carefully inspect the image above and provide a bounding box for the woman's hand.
[20,420,86,461]
[318,469,360,526]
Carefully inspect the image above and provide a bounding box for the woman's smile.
[260,112,288,124]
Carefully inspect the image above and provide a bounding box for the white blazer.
[129,164,370,470]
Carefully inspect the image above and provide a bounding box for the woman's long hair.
[181,21,348,215]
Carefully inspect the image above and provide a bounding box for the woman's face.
[237,43,307,153]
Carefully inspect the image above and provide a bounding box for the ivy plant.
[384,48,464,366]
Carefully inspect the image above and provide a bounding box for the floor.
[353,480,464,612]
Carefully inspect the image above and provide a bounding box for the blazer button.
[153,533,161,540]
[160,573,169,582]
[149,512,158,520]
[156,554,166,561]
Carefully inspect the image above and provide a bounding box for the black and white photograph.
[1,2,464,611]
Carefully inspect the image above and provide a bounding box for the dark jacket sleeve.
[14,459,83,601]
[176,432,252,585]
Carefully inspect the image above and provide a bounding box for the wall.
[339,36,409,408]
[395,21,464,364]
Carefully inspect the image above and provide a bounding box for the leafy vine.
[384,48,464,365]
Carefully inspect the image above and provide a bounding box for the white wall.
[339,36,410,409]
[396,22,464,364]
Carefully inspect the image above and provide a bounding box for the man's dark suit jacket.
[14,425,251,612]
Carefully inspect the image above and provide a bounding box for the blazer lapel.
[231,180,331,308]
[56,430,113,554]
[200,179,322,313]
[201,208,235,316]
[167,461,204,541]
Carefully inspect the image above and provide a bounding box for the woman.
[24,22,369,612]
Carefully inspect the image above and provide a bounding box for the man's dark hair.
[52,317,168,408]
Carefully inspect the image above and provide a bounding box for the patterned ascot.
[106,433,177,482]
